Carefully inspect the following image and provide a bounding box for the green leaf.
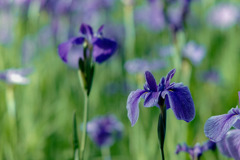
[157,104,166,160]
[73,112,79,160]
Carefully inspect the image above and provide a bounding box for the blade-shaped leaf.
[73,112,79,160]
[157,102,166,160]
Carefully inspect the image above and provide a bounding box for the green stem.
[101,147,111,160]
[172,37,182,81]
[5,85,17,160]
[181,59,192,86]
[123,1,135,60]
[78,71,89,160]
[73,112,80,160]
[6,85,16,118]
[157,101,166,160]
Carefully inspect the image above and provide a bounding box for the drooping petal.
[73,37,85,45]
[58,37,84,63]
[93,38,117,63]
[216,136,232,158]
[204,113,239,142]
[163,83,195,122]
[143,92,160,107]
[165,68,176,87]
[226,129,240,160]
[80,23,93,37]
[145,71,158,91]
[126,89,145,126]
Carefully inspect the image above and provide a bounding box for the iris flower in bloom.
[58,23,117,67]
[0,68,32,85]
[204,104,240,141]
[126,69,195,126]
[207,3,239,29]
[124,58,166,74]
[182,41,206,66]
[217,129,240,159]
[135,0,165,32]
[86,115,123,147]
[176,140,216,159]
[204,92,240,159]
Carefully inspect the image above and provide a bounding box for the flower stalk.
[6,85,16,118]
[101,147,111,160]
[78,44,94,160]
[73,112,80,160]
[157,99,166,160]
[123,0,135,59]
[79,89,89,160]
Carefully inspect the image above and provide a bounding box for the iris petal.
[144,92,160,107]
[164,84,195,122]
[58,37,84,63]
[93,38,117,63]
[165,68,176,87]
[145,71,158,91]
[126,89,145,126]
[204,113,239,142]
[226,129,240,160]
[216,136,232,158]
[80,23,93,37]
[233,119,240,129]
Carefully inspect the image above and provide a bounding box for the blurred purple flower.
[159,45,174,57]
[166,0,192,33]
[201,69,221,83]
[104,81,133,95]
[207,3,239,29]
[0,11,15,44]
[204,92,240,142]
[217,129,240,160]
[58,23,117,68]
[40,0,73,15]
[135,0,165,31]
[182,41,206,66]
[80,0,115,12]
[176,140,216,159]
[15,0,31,5]
[86,115,123,147]
[124,58,166,74]
[0,68,32,85]
[167,4,183,32]
[126,69,195,126]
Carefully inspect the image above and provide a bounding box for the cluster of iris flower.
[1,0,240,159]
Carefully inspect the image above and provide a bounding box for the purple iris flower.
[204,92,240,142]
[126,69,195,126]
[166,0,192,34]
[58,23,117,68]
[0,68,32,85]
[135,0,165,31]
[86,115,123,147]
[201,69,221,84]
[0,10,15,44]
[176,140,216,159]
[207,3,239,29]
[159,45,174,57]
[217,129,240,159]
[182,41,206,66]
[124,58,166,74]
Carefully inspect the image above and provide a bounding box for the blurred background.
[0,0,240,159]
